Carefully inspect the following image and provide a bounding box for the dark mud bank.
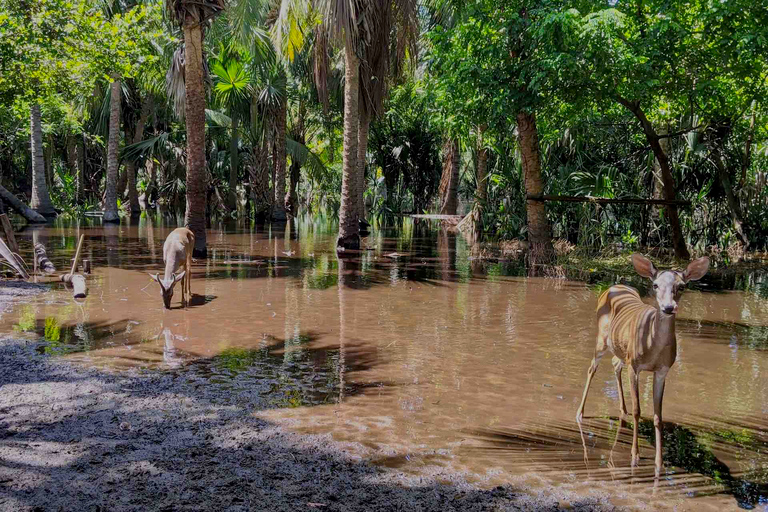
[0,336,619,512]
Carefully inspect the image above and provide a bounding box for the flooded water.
[2,217,768,510]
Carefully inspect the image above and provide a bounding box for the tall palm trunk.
[250,131,271,222]
[438,138,460,215]
[517,111,555,270]
[104,78,122,223]
[337,44,361,250]
[29,104,56,217]
[272,98,287,221]
[183,23,208,257]
[228,110,239,212]
[356,108,370,223]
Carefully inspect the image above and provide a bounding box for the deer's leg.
[629,365,641,467]
[653,368,668,476]
[612,356,627,416]
[576,342,607,423]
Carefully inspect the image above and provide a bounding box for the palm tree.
[103,77,122,223]
[29,104,56,217]
[211,51,250,213]
[437,137,460,214]
[166,0,226,257]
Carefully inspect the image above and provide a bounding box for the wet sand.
[1,219,767,510]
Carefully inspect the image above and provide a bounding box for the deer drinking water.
[150,228,194,309]
[576,253,709,475]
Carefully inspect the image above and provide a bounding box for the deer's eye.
[652,283,658,290]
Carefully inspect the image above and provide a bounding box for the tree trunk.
[619,98,690,260]
[272,98,287,221]
[183,23,208,257]
[337,44,361,250]
[228,110,239,212]
[250,130,271,222]
[44,137,53,192]
[356,107,371,222]
[104,78,122,223]
[438,138,460,215]
[285,159,300,217]
[712,143,749,250]
[467,126,488,245]
[127,95,150,217]
[0,184,46,223]
[76,137,84,205]
[29,104,56,217]
[517,111,556,270]
[740,105,756,189]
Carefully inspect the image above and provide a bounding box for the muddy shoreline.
[0,331,619,512]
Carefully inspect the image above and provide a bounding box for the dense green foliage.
[1,0,767,256]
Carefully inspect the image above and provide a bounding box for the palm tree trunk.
[183,23,208,257]
[618,98,689,260]
[0,184,46,223]
[337,44,361,250]
[104,78,121,223]
[127,95,150,217]
[250,131,271,222]
[29,104,56,217]
[517,111,556,270]
[285,159,300,217]
[356,108,370,223]
[438,138,460,215]
[272,98,287,221]
[463,126,487,246]
[228,110,239,212]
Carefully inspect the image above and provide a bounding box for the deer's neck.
[653,309,677,346]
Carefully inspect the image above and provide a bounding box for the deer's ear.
[683,257,709,282]
[149,273,160,283]
[173,271,186,283]
[631,253,657,279]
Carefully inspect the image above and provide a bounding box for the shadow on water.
[464,416,768,509]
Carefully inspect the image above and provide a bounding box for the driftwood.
[61,273,87,298]
[0,237,28,278]
[34,243,56,274]
[526,195,691,206]
[0,185,47,223]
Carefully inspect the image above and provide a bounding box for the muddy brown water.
[2,219,768,510]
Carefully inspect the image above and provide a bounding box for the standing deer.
[576,253,709,475]
[150,227,194,309]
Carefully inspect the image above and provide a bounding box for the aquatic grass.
[13,305,37,333]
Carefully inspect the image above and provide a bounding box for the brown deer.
[150,228,194,309]
[576,253,709,475]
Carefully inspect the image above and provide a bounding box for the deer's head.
[631,254,709,316]
[150,272,185,309]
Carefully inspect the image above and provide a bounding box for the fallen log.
[34,243,56,274]
[0,185,47,223]
[61,273,87,298]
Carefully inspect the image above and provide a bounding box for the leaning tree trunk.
[438,138,460,215]
[228,110,239,212]
[29,104,56,217]
[127,94,150,217]
[272,98,287,221]
[183,23,208,257]
[712,143,749,250]
[0,184,46,223]
[356,107,371,223]
[619,98,689,260]
[517,111,556,271]
[337,44,361,250]
[104,78,122,223]
[250,131,271,222]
